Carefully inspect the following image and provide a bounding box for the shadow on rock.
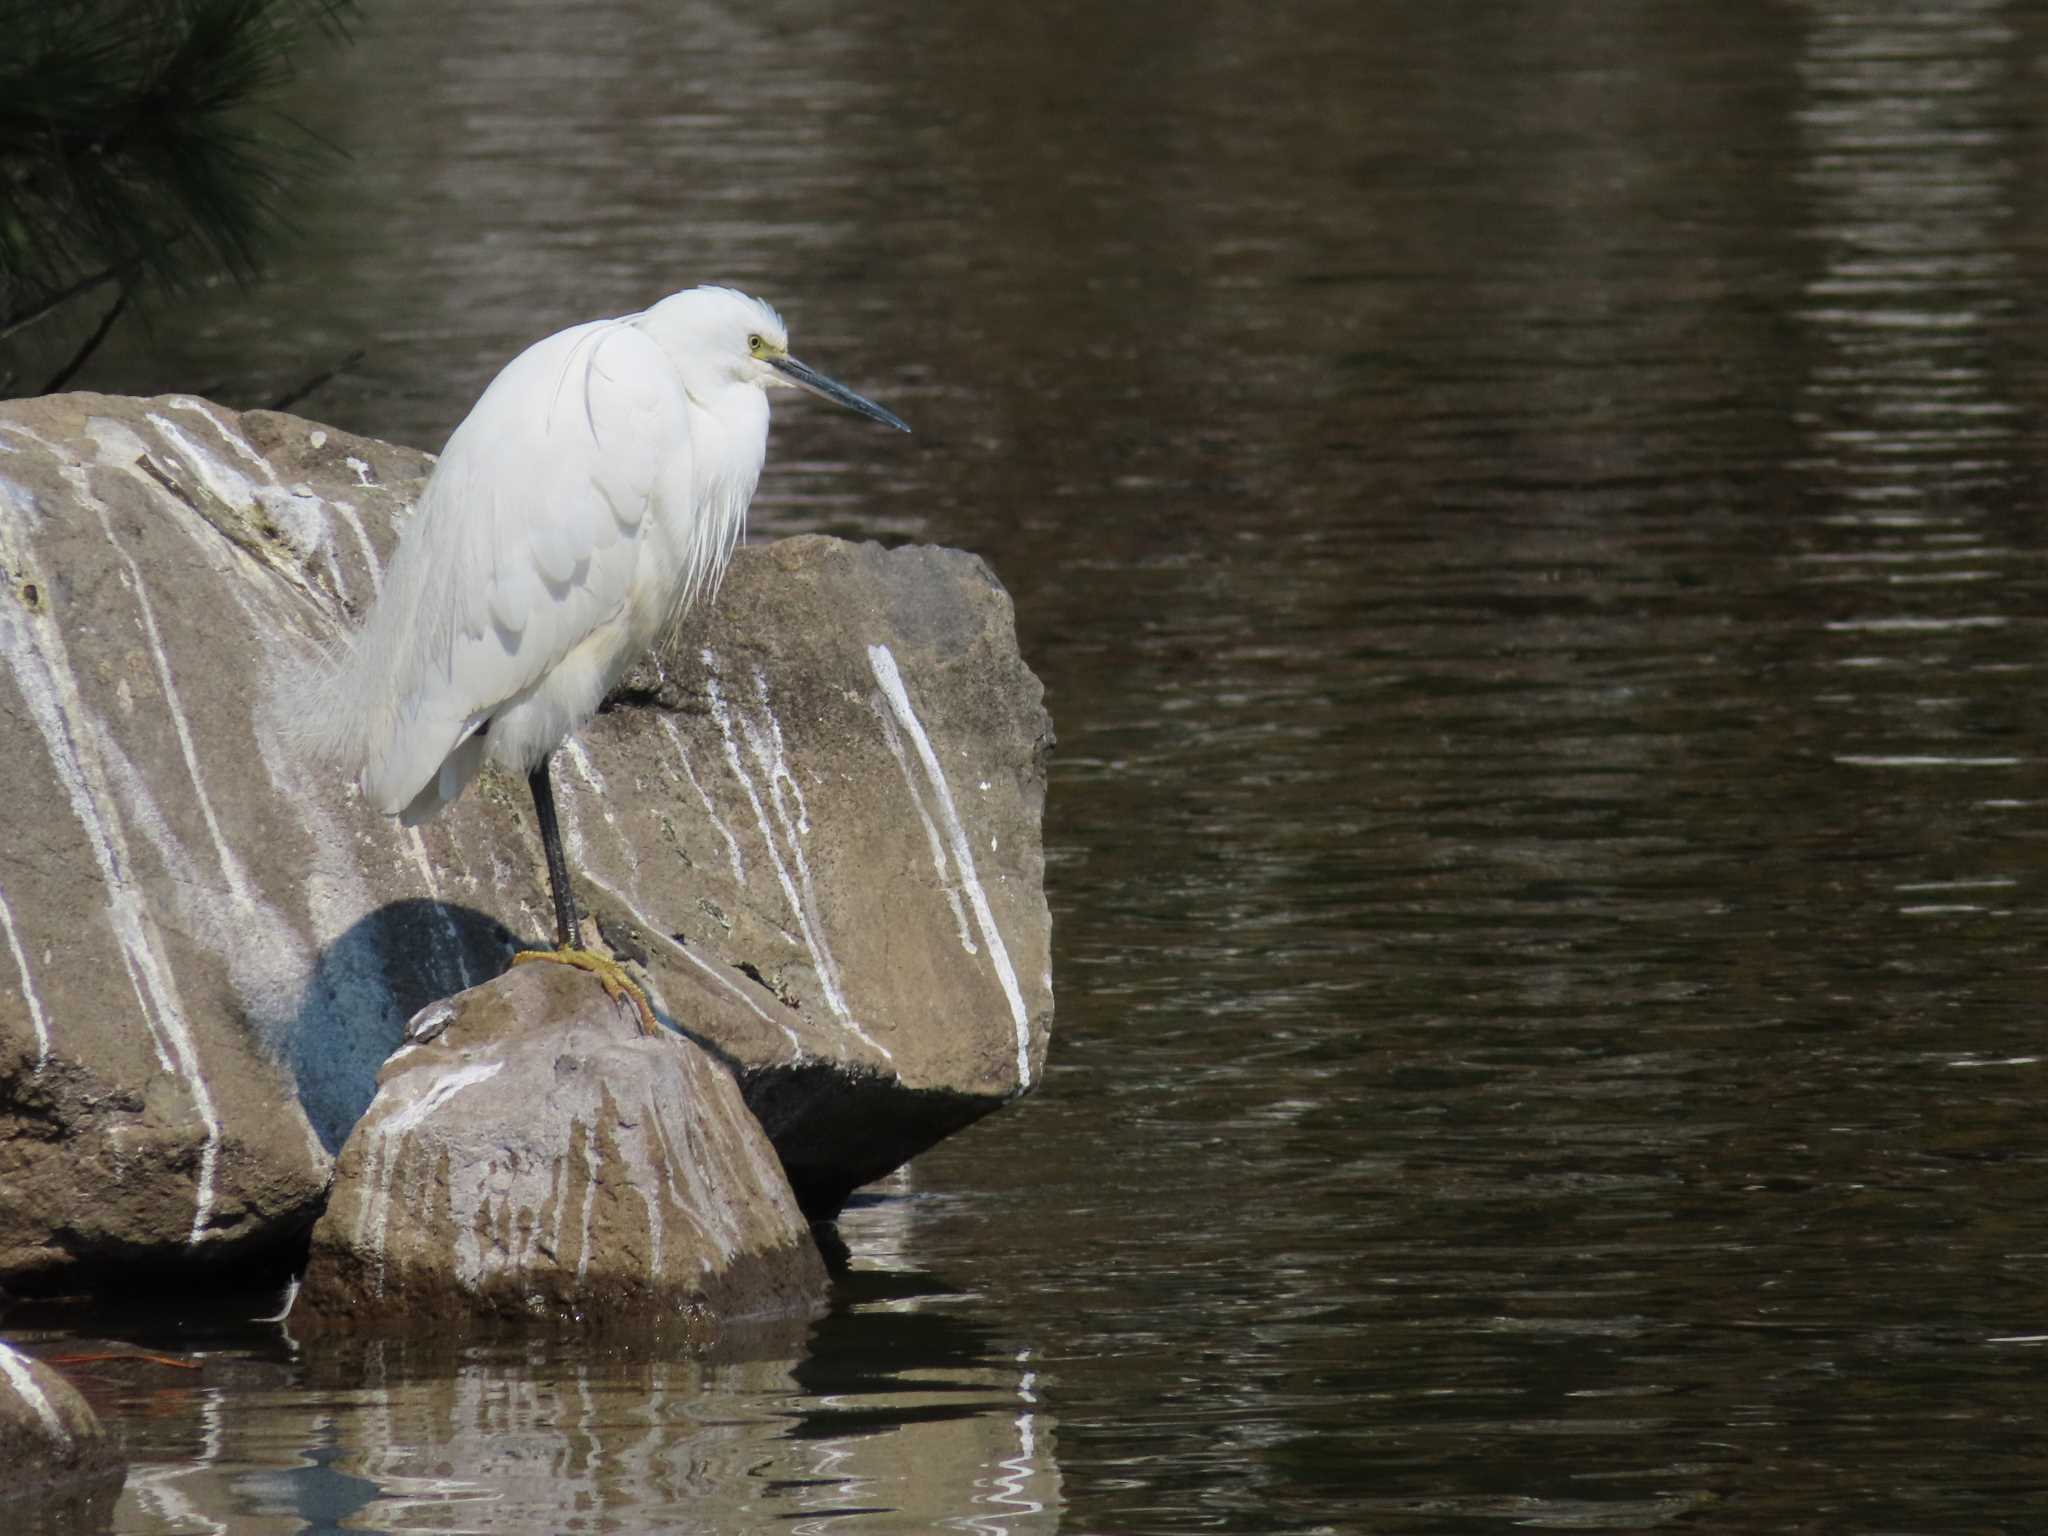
[282,899,523,1154]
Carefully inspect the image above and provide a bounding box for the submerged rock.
[0,1341,124,1503]
[0,389,1053,1292]
[298,964,826,1332]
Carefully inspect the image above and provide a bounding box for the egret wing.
[360,318,692,815]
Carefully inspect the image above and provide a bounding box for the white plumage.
[283,284,907,977]
[292,285,905,832]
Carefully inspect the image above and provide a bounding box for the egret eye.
[748,334,764,354]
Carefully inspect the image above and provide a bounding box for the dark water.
[19,0,2048,1529]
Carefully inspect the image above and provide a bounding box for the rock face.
[0,1341,123,1502]
[298,964,827,1331]
[591,534,1054,1211]
[0,390,1053,1294]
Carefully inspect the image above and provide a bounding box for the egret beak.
[769,355,911,433]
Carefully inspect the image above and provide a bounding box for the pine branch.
[0,263,124,339]
[0,0,356,331]
[268,345,363,411]
[41,281,132,393]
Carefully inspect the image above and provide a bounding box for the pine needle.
[0,0,355,335]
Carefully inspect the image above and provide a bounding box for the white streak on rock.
[107,504,329,1143]
[167,396,265,470]
[0,879,50,1069]
[755,669,810,835]
[637,1117,666,1276]
[563,737,638,883]
[357,1058,503,1295]
[649,1092,742,1264]
[574,868,796,1045]
[682,943,796,1043]
[384,1058,503,1142]
[868,643,1031,1090]
[552,746,590,869]
[145,412,259,512]
[543,1154,566,1279]
[99,736,307,1062]
[332,500,383,596]
[396,1038,745,1293]
[78,427,360,1166]
[150,409,346,602]
[703,650,888,1060]
[320,543,352,606]
[0,1343,66,1446]
[177,528,390,1161]
[82,659,318,1172]
[82,471,258,916]
[89,421,304,620]
[0,465,222,1237]
[659,716,744,882]
[563,736,603,793]
[874,705,976,957]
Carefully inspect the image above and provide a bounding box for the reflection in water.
[1794,0,2031,824]
[122,1383,232,1536]
[82,1200,1057,1535]
[19,0,2048,1531]
[1796,0,2021,512]
[783,1186,1059,1534]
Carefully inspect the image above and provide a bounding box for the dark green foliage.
[0,0,354,333]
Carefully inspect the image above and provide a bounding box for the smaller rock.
[0,1341,124,1503]
[297,965,828,1336]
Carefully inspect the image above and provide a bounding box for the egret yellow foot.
[511,947,662,1037]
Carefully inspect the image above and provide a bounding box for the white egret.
[289,285,908,1030]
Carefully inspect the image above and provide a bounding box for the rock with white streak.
[298,963,827,1330]
[0,394,430,1288]
[0,390,1052,1293]
[0,1341,124,1504]
[581,532,1054,1213]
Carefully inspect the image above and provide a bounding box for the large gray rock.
[298,963,827,1331]
[586,533,1054,1211]
[0,390,1052,1291]
[0,1341,123,1504]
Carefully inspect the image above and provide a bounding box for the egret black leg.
[528,757,579,948]
[513,756,659,1035]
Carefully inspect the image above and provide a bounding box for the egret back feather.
[281,293,780,820]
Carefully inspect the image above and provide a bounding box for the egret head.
[656,286,909,432]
